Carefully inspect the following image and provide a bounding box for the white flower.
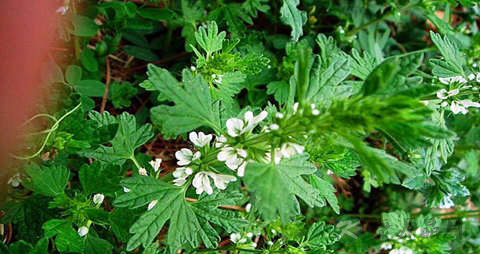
[439,194,455,209]
[251,242,257,248]
[211,173,237,190]
[8,173,21,187]
[215,135,227,148]
[123,187,130,193]
[267,241,274,246]
[476,72,480,82]
[149,158,162,172]
[147,200,158,210]
[78,226,89,237]
[436,88,459,100]
[138,167,148,176]
[237,161,247,177]
[189,132,213,147]
[93,194,104,205]
[218,146,248,175]
[450,100,480,114]
[269,124,279,130]
[439,76,467,84]
[245,203,252,213]
[226,111,268,137]
[175,148,201,166]
[190,66,196,71]
[244,111,268,133]
[381,242,393,250]
[246,232,253,238]
[172,167,194,186]
[293,102,299,113]
[192,172,236,195]
[275,112,284,119]
[239,238,247,243]
[192,172,214,195]
[468,73,476,80]
[230,233,241,243]
[226,118,244,137]
[279,143,304,158]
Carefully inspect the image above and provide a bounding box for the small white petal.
[93,194,104,205]
[237,149,247,158]
[78,226,89,237]
[275,112,284,119]
[293,102,299,113]
[245,203,252,212]
[436,89,448,99]
[269,124,279,130]
[148,200,158,210]
[468,74,476,80]
[149,158,162,172]
[237,161,247,177]
[226,118,244,137]
[139,168,148,176]
[246,232,253,238]
[123,187,131,192]
[447,88,459,96]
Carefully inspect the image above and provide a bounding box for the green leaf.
[280,0,307,41]
[109,208,139,242]
[349,49,377,80]
[267,81,289,104]
[309,175,340,214]
[429,31,465,76]
[193,21,225,56]
[123,45,159,62]
[80,112,153,165]
[74,80,106,97]
[66,65,83,84]
[80,48,98,72]
[115,176,245,252]
[109,81,138,109]
[210,71,246,103]
[244,155,327,222]
[137,8,173,20]
[26,164,69,197]
[79,161,121,195]
[71,15,99,37]
[147,66,221,137]
[378,210,410,237]
[42,219,84,253]
[6,241,32,254]
[84,235,114,254]
[29,238,49,254]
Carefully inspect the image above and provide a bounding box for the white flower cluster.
[264,142,305,164]
[230,232,259,248]
[389,246,413,254]
[215,111,268,176]
[171,132,237,195]
[436,87,480,115]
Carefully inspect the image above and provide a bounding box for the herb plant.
[2,0,480,254]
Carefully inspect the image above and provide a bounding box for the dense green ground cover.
[2,0,480,253]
